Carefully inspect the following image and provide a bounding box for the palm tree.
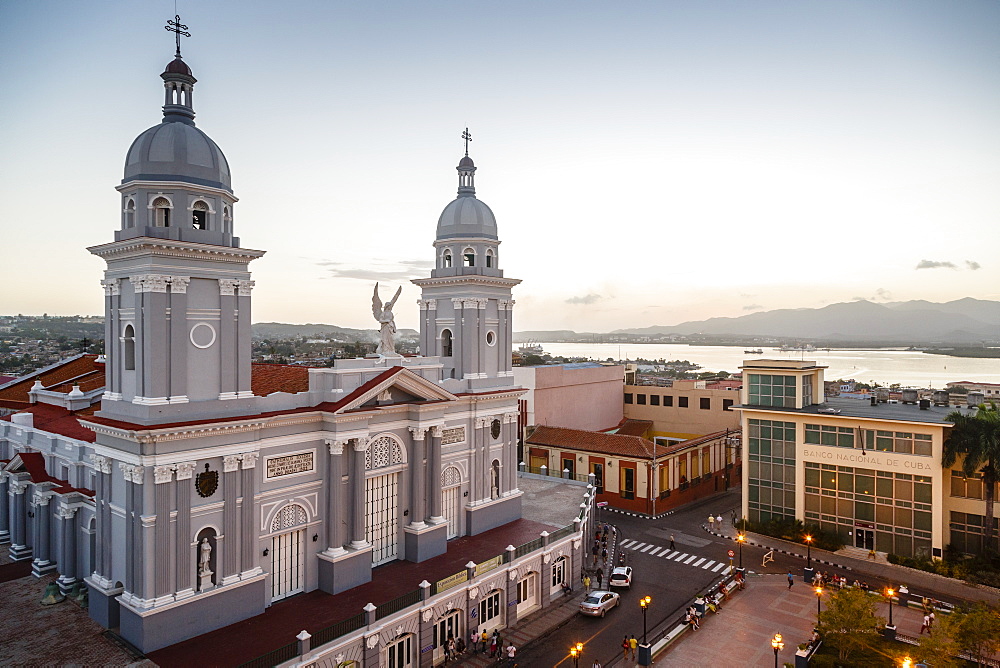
[943,403,1000,554]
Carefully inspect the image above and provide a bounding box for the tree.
[916,611,963,668]
[943,403,1000,554]
[956,603,1000,666]
[816,588,884,662]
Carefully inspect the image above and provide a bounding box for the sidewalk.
[705,516,1000,607]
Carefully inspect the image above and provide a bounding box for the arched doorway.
[433,608,463,665]
[441,466,462,539]
[365,435,406,566]
[270,504,307,601]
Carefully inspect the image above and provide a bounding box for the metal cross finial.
[462,128,472,156]
[165,15,191,58]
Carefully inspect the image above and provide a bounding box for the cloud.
[873,288,892,301]
[742,304,763,311]
[966,260,982,270]
[316,259,434,281]
[915,260,957,270]
[566,293,603,305]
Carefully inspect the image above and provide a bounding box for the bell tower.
[88,20,264,425]
[412,131,520,391]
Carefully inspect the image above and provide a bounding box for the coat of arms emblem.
[195,464,219,498]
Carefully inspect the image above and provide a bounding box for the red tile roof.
[251,363,310,396]
[3,451,95,497]
[527,425,668,459]
[0,354,103,408]
[611,418,652,437]
[1,403,99,442]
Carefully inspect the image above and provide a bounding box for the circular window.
[189,322,217,349]
[491,419,501,440]
[486,331,497,346]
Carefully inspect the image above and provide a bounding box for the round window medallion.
[189,322,217,349]
[486,331,497,346]
[491,419,501,440]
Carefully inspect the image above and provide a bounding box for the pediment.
[336,367,457,413]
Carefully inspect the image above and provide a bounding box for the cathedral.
[0,24,584,658]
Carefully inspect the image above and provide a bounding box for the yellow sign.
[475,556,503,577]
[436,570,468,593]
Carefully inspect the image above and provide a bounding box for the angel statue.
[372,282,403,356]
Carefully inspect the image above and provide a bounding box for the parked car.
[609,566,632,588]
[579,590,621,617]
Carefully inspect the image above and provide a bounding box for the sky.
[2,1,999,333]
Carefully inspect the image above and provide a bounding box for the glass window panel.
[896,481,913,501]
[748,485,759,502]
[969,478,984,499]
[856,502,875,521]
[805,493,820,512]
[914,438,932,456]
[821,431,837,446]
[821,496,836,515]
[837,498,853,518]
[895,438,912,455]
[895,508,913,529]
[805,468,820,487]
[856,476,875,496]
[876,504,893,524]
[914,483,931,504]
[838,473,854,492]
[759,487,772,505]
[876,478,893,497]
[785,491,796,509]
[914,511,932,531]
[821,472,837,490]
[875,436,892,452]
[749,462,759,478]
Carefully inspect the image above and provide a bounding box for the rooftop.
[738,395,957,426]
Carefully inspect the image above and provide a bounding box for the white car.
[579,590,621,617]
[609,566,632,588]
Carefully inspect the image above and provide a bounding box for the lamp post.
[804,535,813,570]
[569,642,582,668]
[737,533,745,569]
[815,586,823,619]
[901,657,912,668]
[640,595,652,644]
[771,633,784,668]
[886,587,895,627]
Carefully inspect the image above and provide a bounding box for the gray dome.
[437,196,498,240]
[123,121,231,192]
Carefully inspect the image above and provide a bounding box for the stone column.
[32,492,53,575]
[350,438,369,548]
[504,300,515,374]
[56,505,78,594]
[168,277,189,402]
[9,480,28,560]
[153,465,174,598]
[325,441,347,556]
[143,276,170,401]
[221,455,241,584]
[121,463,136,593]
[429,427,444,522]
[417,300,431,356]
[235,281,255,398]
[218,279,240,399]
[100,279,121,398]
[131,466,146,599]
[409,427,427,528]
[240,453,258,576]
[504,413,518,494]
[0,474,10,544]
[90,455,111,581]
[451,298,464,380]
[473,418,488,502]
[475,298,487,376]
[175,461,195,598]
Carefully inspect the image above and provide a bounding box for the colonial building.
[0,30,558,656]
[736,359,986,560]
[624,378,741,445]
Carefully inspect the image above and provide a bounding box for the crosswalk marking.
[619,539,732,574]
[631,542,647,551]
[673,552,688,561]
[712,562,727,572]
[683,554,698,564]
[692,557,706,567]
[640,544,654,553]
[663,550,678,559]
[701,560,716,570]
[648,547,664,557]
[620,539,636,549]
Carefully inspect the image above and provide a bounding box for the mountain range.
[610,298,1000,343]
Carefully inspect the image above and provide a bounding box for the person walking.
[596,569,603,589]
[481,631,488,654]
[669,534,676,550]
[716,514,723,526]
[505,642,516,666]
[919,613,931,635]
[629,635,638,659]
[584,574,591,591]
[593,660,603,668]
[708,514,715,529]
[470,631,479,654]
[787,572,794,589]
[622,636,630,661]
[601,547,608,563]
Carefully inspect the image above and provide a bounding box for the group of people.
[451,629,516,664]
[621,635,639,660]
[582,567,605,591]
[685,605,703,630]
[592,523,612,568]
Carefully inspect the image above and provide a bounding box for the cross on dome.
[165,14,191,58]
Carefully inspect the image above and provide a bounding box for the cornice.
[115,179,239,202]
[411,276,521,289]
[87,237,266,264]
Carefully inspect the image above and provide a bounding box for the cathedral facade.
[74,43,525,651]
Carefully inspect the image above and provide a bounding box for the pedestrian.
[446,636,455,662]
[629,635,638,659]
[622,636,630,661]
[491,630,500,657]
[731,509,736,524]
[601,547,608,562]
[669,534,676,550]
[929,610,936,629]
[603,524,610,537]
[868,547,877,560]
[593,660,603,668]
[584,574,591,591]
[787,572,794,589]
[481,631,488,653]
[716,514,723,526]
[471,631,479,654]
[506,642,516,665]
[708,514,715,528]
[596,570,603,588]
[919,613,931,635]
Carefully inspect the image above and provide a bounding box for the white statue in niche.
[372,283,403,356]
[198,537,213,575]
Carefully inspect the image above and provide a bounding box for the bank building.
[0,23,593,664]
[738,359,991,561]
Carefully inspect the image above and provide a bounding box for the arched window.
[270,503,308,532]
[124,199,135,228]
[491,459,501,499]
[152,197,171,227]
[486,248,494,268]
[223,206,232,233]
[441,329,453,357]
[443,250,452,268]
[463,248,475,267]
[191,200,209,230]
[123,324,135,371]
[366,435,404,470]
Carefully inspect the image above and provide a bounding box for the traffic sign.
[597,501,609,507]
[727,549,735,558]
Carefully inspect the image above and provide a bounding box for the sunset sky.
[2,1,998,332]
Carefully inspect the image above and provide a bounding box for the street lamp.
[901,657,912,668]
[804,535,813,570]
[886,587,895,627]
[737,533,746,569]
[771,633,784,668]
[569,642,583,668]
[815,586,823,618]
[640,595,652,644]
